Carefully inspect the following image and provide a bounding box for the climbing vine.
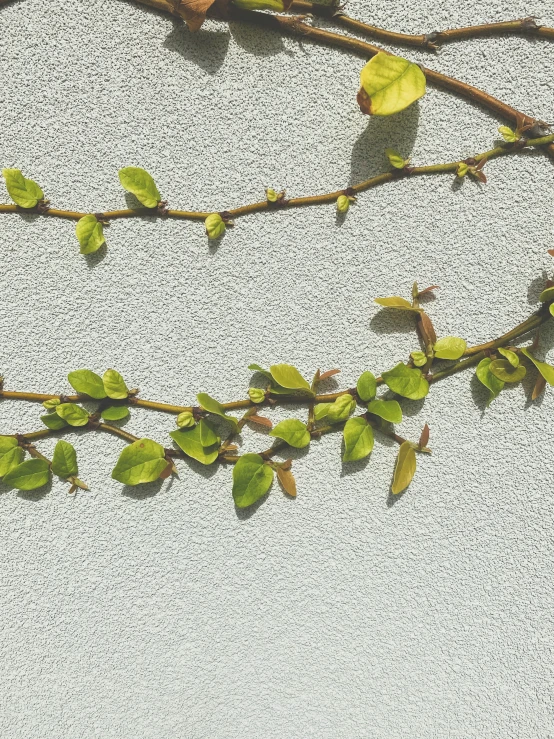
[0,0,553,506]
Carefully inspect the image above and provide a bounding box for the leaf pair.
[170,419,220,465]
[249,363,313,396]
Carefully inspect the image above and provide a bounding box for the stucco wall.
[0,0,553,736]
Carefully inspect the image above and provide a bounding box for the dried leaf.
[171,0,220,31]
[532,373,547,400]
[418,285,439,296]
[418,423,430,450]
[419,311,437,345]
[318,369,341,381]
[158,460,173,480]
[248,414,273,429]
[277,467,297,497]
[280,458,293,471]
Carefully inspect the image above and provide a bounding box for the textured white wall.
[0,0,553,736]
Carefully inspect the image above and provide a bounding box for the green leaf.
[356,371,377,402]
[2,168,44,208]
[169,419,220,465]
[269,364,312,393]
[539,286,554,303]
[359,52,426,116]
[410,350,427,367]
[51,440,78,478]
[75,215,106,255]
[551,304,554,318]
[475,357,504,405]
[55,403,89,427]
[196,393,239,431]
[433,336,467,360]
[498,347,519,368]
[118,167,161,208]
[382,363,429,400]
[521,348,554,386]
[0,446,24,477]
[314,394,356,423]
[232,453,273,508]
[269,419,310,448]
[489,360,526,383]
[68,369,107,399]
[385,148,408,169]
[498,125,519,143]
[391,441,417,495]
[342,417,374,462]
[367,399,402,423]
[374,296,418,311]
[3,459,50,491]
[103,369,129,400]
[101,405,130,421]
[248,364,291,395]
[111,438,167,485]
[41,413,68,430]
[0,435,18,456]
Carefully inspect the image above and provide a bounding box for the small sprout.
[410,351,427,368]
[336,194,356,213]
[42,397,61,410]
[205,213,226,239]
[248,387,266,404]
[266,188,278,202]
[176,411,195,428]
[498,125,520,143]
[456,162,469,178]
[385,148,410,169]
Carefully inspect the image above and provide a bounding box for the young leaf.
[3,459,50,491]
[103,369,129,400]
[382,363,429,400]
[358,52,426,116]
[111,438,168,485]
[55,403,89,427]
[2,168,44,208]
[539,286,554,303]
[118,167,161,208]
[269,419,310,448]
[498,125,519,142]
[489,360,526,383]
[0,446,24,477]
[68,369,107,399]
[356,371,377,402]
[248,364,289,395]
[520,348,554,386]
[385,148,409,169]
[269,364,312,393]
[101,405,130,421]
[41,413,68,430]
[374,296,417,311]
[475,357,504,405]
[51,440,78,478]
[410,351,427,368]
[433,336,467,360]
[342,417,374,462]
[0,436,18,456]
[232,453,273,508]
[75,215,106,254]
[391,441,417,495]
[196,393,239,431]
[169,419,220,465]
[276,466,297,497]
[497,347,519,368]
[313,394,356,423]
[367,399,403,423]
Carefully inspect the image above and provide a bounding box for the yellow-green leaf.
[433,336,467,360]
[313,394,356,423]
[498,126,519,143]
[475,357,504,405]
[101,405,130,421]
[374,296,417,311]
[111,438,167,485]
[3,459,50,490]
[342,417,374,462]
[382,363,429,400]
[539,286,554,303]
[367,399,402,423]
[51,440,78,478]
[391,441,416,495]
[410,351,427,367]
[76,215,106,255]
[385,148,409,169]
[269,419,310,448]
[0,446,24,477]
[103,369,129,400]
[232,453,273,508]
[269,364,312,393]
[2,168,44,208]
[118,167,160,208]
[68,369,107,399]
[489,359,526,383]
[169,419,220,465]
[0,435,18,457]
[197,392,239,431]
[55,403,89,427]
[356,371,377,402]
[358,52,426,116]
[521,348,554,386]
[498,347,519,368]
[41,413,68,430]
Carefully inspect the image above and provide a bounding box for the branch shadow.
[228,21,290,58]
[163,21,231,74]
[350,102,420,186]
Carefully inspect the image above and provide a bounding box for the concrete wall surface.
[0,0,553,736]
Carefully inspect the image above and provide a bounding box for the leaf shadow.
[350,101,420,186]
[121,477,165,499]
[370,308,418,336]
[228,21,291,58]
[163,21,231,74]
[527,271,550,305]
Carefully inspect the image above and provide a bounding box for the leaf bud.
[176,411,195,428]
[205,213,226,239]
[248,387,266,404]
[42,398,61,410]
[336,194,356,213]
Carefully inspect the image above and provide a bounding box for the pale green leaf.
[382,363,429,400]
[55,403,89,427]
[374,296,417,311]
[410,351,427,367]
[489,360,526,383]
[101,405,130,421]
[385,148,408,169]
[433,336,467,360]
[0,436,18,456]
[111,438,167,485]
[497,347,519,368]
[169,419,220,465]
[313,394,356,423]
[356,371,377,402]
[475,357,504,405]
[41,413,68,430]
[118,167,161,208]
[539,286,554,303]
[498,125,519,143]
[367,399,403,423]
[269,419,310,448]
[521,348,554,386]
[68,369,107,399]
[0,446,24,477]
[3,459,50,490]
[269,364,312,393]
[359,52,426,116]
[342,417,374,462]
[2,168,44,208]
[197,393,239,431]
[391,441,417,495]
[103,369,129,400]
[232,453,273,508]
[75,215,106,254]
[51,440,78,478]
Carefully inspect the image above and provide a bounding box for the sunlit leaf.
[410,351,427,367]
[68,369,107,399]
[314,394,356,423]
[382,363,429,400]
[55,403,89,427]
[76,215,106,255]
[356,371,377,402]
[374,296,417,311]
[391,441,416,495]
[232,453,273,508]
[358,52,426,116]
[342,417,374,462]
[3,459,50,490]
[385,148,409,169]
[169,419,220,465]
[41,413,68,430]
[101,405,130,421]
[0,446,24,477]
[0,436,18,456]
[498,125,519,142]
[51,440,78,478]
[497,347,519,368]
[475,357,504,405]
[118,167,161,208]
[269,364,312,393]
[197,392,239,431]
[521,348,554,386]
[433,336,467,360]
[103,369,129,400]
[111,438,168,485]
[539,286,554,302]
[269,419,310,448]
[2,168,44,208]
[367,399,402,423]
[489,359,526,383]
